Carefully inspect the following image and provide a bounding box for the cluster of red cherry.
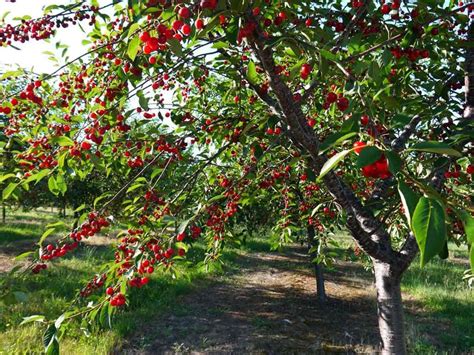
[80,274,106,297]
[69,212,110,242]
[0,4,97,47]
[322,92,350,111]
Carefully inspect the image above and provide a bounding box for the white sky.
[0,0,102,74]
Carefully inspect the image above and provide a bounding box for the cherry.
[81,141,92,150]
[326,92,337,104]
[106,287,114,296]
[381,4,391,14]
[139,31,150,42]
[178,7,191,19]
[182,24,191,36]
[196,18,204,30]
[360,115,369,125]
[336,97,349,111]
[353,141,366,154]
[300,63,312,80]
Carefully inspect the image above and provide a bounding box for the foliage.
[0,0,473,352]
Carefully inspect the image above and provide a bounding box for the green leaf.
[56,175,67,196]
[20,315,45,325]
[43,325,57,349]
[320,49,337,61]
[15,251,34,261]
[127,35,140,61]
[48,176,60,196]
[470,246,474,274]
[246,61,259,85]
[2,182,17,200]
[398,181,419,226]
[0,173,16,183]
[46,338,59,355]
[320,132,357,152]
[51,136,74,147]
[386,151,402,174]
[438,241,449,259]
[411,197,447,267]
[39,228,55,246]
[356,146,381,168]
[317,149,352,181]
[167,38,183,57]
[409,141,462,157]
[459,210,474,244]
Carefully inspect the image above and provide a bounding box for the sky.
[0,0,104,74]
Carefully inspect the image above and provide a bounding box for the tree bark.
[373,261,406,355]
[307,225,327,302]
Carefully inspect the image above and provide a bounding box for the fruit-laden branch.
[464,20,474,119]
[345,3,474,62]
[368,114,422,203]
[250,30,397,264]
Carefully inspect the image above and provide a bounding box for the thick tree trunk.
[307,225,327,302]
[373,261,406,355]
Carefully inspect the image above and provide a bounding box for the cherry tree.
[1,1,473,354]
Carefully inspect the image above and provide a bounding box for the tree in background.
[0,1,473,353]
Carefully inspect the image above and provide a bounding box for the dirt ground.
[119,247,381,354]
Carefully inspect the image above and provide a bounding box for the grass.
[402,243,473,353]
[326,234,473,353]
[0,207,71,246]
[0,209,264,354]
[0,210,473,353]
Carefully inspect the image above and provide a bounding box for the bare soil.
[119,247,381,354]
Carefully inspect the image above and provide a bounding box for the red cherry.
[139,31,151,42]
[106,287,114,296]
[336,97,349,111]
[360,115,369,125]
[81,141,92,150]
[172,20,183,31]
[252,7,260,16]
[381,4,391,14]
[181,24,191,36]
[196,18,204,30]
[326,92,337,104]
[353,141,366,154]
[178,7,191,18]
[300,63,312,79]
[467,165,474,174]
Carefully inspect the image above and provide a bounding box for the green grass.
[1,211,472,354]
[0,207,71,245]
[0,210,266,354]
[327,235,473,353]
[402,244,473,353]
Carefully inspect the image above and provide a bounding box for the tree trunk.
[373,261,406,355]
[307,225,327,302]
